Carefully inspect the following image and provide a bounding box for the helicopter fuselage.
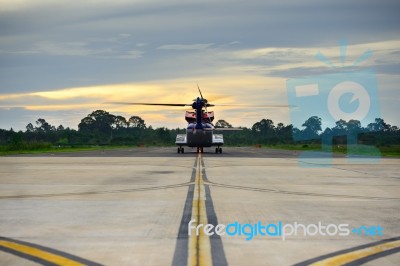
[175,98,224,153]
[186,123,213,147]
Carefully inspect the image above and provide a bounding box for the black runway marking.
[171,157,197,266]
[201,158,228,266]
[172,155,228,266]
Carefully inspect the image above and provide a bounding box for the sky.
[0,0,399,131]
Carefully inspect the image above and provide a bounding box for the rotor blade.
[105,102,192,107]
[212,104,295,108]
[197,83,204,99]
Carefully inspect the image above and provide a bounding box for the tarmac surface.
[0,147,399,265]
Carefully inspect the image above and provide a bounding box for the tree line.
[0,109,399,150]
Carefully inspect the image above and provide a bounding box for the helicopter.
[109,86,290,154]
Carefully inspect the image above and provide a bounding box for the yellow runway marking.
[188,154,212,266]
[0,239,85,266]
[310,239,400,266]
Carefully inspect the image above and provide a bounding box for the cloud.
[218,40,400,78]
[0,75,291,129]
[1,38,399,128]
[118,33,131,38]
[33,41,94,57]
[27,41,143,59]
[157,43,214,50]
[102,49,143,59]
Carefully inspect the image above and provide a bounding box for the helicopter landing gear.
[177,147,184,153]
[215,147,222,154]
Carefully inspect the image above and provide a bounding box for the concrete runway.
[1,147,399,265]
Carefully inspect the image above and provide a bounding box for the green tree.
[128,116,146,129]
[79,110,116,134]
[114,116,128,129]
[301,116,321,139]
[252,119,274,133]
[156,127,170,143]
[215,119,232,128]
[26,123,35,132]
[276,123,293,143]
[252,119,275,143]
[35,118,53,133]
[78,116,96,132]
[367,118,390,132]
[347,119,361,132]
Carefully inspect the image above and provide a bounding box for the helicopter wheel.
[219,147,222,153]
[215,148,218,154]
[177,147,180,154]
[181,148,184,153]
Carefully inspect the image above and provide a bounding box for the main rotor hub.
[192,97,205,109]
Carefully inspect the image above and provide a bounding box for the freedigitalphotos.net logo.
[188,220,384,241]
[286,41,381,166]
